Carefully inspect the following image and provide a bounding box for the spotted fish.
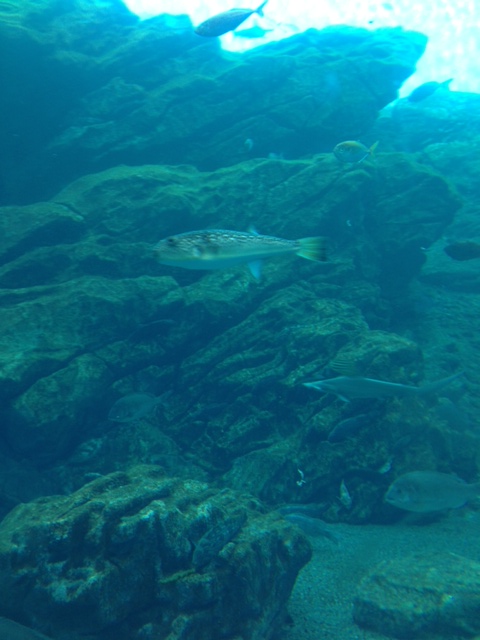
[194,1,269,37]
[154,229,327,279]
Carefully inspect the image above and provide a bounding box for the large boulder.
[353,551,480,638]
[0,0,427,204]
[0,466,311,640]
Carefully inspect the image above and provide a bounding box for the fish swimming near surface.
[303,371,463,403]
[108,393,165,423]
[192,511,247,570]
[0,617,53,640]
[407,79,453,103]
[154,229,327,280]
[333,140,378,164]
[385,471,480,512]
[444,241,480,261]
[194,1,269,37]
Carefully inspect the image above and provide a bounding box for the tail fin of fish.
[442,78,453,88]
[255,0,269,16]
[297,237,327,262]
[417,371,465,396]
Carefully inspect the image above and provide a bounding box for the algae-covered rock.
[0,465,311,640]
[353,551,480,638]
[0,0,426,204]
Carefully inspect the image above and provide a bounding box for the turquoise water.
[0,2,478,639]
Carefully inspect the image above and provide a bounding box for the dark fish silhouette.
[108,393,165,423]
[444,241,480,261]
[193,511,246,570]
[194,1,269,37]
[407,79,452,102]
[280,513,338,543]
[277,503,328,519]
[327,413,370,443]
[0,618,53,640]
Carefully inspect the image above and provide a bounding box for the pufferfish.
[333,140,379,164]
[153,229,327,279]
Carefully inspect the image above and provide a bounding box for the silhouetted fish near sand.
[234,25,273,38]
[0,618,53,640]
[303,371,464,403]
[194,1,268,37]
[407,79,452,103]
[282,513,338,543]
[193,511,247,570]
[277,503,328,519]
[154,229,327,279]
[108,393,165,423]
[385,471,480,512]
[444,240,480,261]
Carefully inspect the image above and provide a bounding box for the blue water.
[0,2,479,639]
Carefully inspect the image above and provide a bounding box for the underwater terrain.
[0,0,479,639]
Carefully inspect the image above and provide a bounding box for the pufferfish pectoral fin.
[248,260,263,280]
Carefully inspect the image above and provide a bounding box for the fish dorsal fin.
[329,356,363,377]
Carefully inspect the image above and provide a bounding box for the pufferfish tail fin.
[297,237,328,262]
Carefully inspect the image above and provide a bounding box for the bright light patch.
[122,0,480,96]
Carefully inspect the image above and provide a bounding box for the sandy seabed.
[281,510,480,640]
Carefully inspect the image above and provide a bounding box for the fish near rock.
[407,79,452,103]
[108,393,165,423]
[327,413,370,443]
[303,371,464,403]
[333,140,378,164]
[444,240,480,261]
[154,229,327,279]
[192,511,247,570]
[385,471,480,512]
[194,1,269,37]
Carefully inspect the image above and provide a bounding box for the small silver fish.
[194,1,269,37]
[303,371,464,403]
[108,393,164,423]
[385,471,480,512]
[154,229,327,279]
[333,140,378,164]
[339,479,352,509]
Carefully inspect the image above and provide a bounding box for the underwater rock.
[0,0,426,204]
[0,275,184,461]
[0,466,311,640]
[353,551,480,638]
